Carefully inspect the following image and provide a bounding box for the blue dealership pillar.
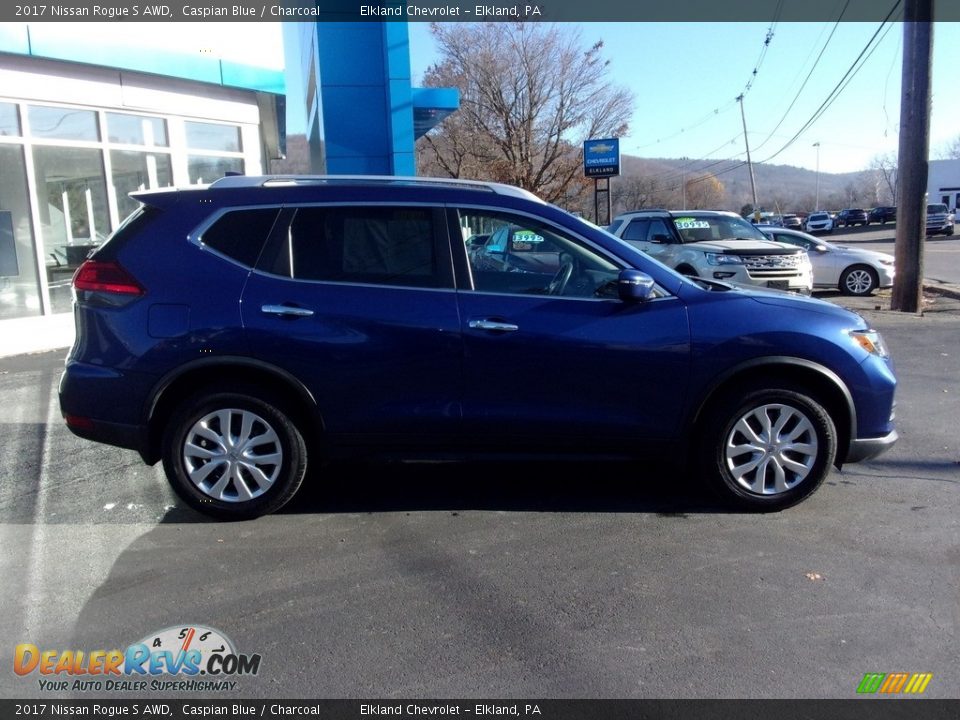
[315,20,415,176]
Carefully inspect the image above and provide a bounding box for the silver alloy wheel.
[843,268,874,295]
[182,408,283,502]
[724,403,818,495]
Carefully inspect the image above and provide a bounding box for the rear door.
[241,204,463,443]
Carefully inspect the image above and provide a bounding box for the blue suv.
[60,176,897,519]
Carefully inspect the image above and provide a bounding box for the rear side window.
[201,208,281,268]
[260,206,443,288]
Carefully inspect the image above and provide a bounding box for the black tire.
[697,386,837,511]
[162,390,308,520]
[839,264,878,296]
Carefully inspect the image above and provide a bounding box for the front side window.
[460,210,619,298]
[260,206,442,289]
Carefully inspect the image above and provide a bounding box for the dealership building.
[0,21,457,345]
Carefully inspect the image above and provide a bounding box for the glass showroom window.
[32,146,110,314]
[0,144,41,320]
[106,113,173,220]
[0,102,20,137]
[27,105,100,141]
[185,120,244,184]
[106,112,168,147]
[111,150,173,220]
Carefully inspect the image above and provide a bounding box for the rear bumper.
[845,429,898,463]
[59,360,152,459]
[64,415,144,454]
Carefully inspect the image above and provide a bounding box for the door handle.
[469,319,519,332]
[261,304,315,318]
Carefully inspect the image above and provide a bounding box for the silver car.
[758,226,895,296]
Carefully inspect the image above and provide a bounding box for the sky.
[408,21,960,175]
[25,20,959,175]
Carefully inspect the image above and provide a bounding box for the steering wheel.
[546,261,574,296]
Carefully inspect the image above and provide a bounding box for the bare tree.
[417,22,634,205]
[613,175,674,213]
[935,134,960,160]
[869,152,898,205]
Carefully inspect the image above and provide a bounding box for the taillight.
[73,260,145,296]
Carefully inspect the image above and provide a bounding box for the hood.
[678,278,866,324]
[748,288,865,323]
[687,238,804,255]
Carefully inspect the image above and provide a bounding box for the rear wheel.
[840,265,878,296]
[697,386,837,511]
[162,391,308,519]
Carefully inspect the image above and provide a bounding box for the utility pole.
[891,0,933,313]
[813,142,821,211]
[737,94,759,220]
[681,156,689,210]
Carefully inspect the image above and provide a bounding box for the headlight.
[878,258,894,266]
[706,253,743,266]
[849,329,889,358]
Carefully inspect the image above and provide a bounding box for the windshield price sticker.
[674,218,711,229]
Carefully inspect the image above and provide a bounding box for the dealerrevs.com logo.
[14,625,261,692]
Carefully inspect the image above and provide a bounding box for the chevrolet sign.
[583,138,620,178]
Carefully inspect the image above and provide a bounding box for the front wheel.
[697,387,837,511]
[162,391,308,520]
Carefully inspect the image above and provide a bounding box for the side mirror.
[815,245,828,253]
[618,269,656,302]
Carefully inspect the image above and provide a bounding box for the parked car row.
[765,207,900,234]
[605,209,895,298]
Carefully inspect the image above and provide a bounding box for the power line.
[756,0,903,165]
[750,0,851,154]
[630,16,783,154]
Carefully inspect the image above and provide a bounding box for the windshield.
[672,214,768,243]
[927,204,948,214]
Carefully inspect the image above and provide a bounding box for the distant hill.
[617,155,884,214]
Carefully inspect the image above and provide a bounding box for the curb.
[923,281,960,301]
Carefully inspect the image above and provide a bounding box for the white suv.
[608,210,813,293]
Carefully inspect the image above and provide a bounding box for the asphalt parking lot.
[1,293,958,700]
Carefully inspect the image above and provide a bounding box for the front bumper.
[925,222,953,235]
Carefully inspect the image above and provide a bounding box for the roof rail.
[206,175,544,203]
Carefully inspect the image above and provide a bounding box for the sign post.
[583,138,620,226]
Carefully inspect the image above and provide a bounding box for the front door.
[454,208,691,454]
